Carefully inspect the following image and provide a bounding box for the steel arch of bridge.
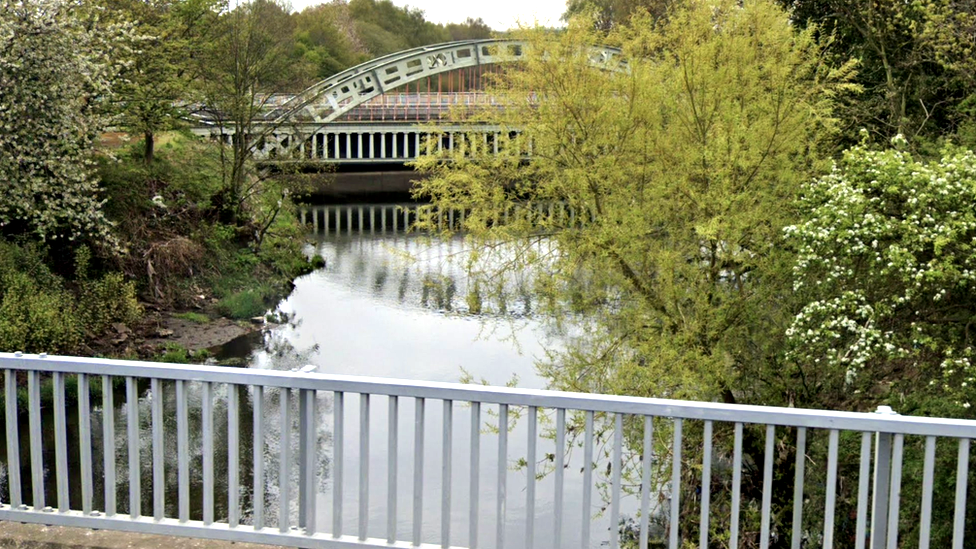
[265,39,623,126]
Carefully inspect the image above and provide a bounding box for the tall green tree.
[0,0,130,247]
[414,3,855,541]
[781,0,975,145]
[103,0,221,164]
[198,0,307,225]
[416,0,852,406]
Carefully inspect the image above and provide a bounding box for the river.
[0,203,639,549]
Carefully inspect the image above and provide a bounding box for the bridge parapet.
[1,352,974,549]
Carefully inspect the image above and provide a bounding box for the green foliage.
[173,311,211,324]
[0,240,144,353]
[0,0,129,248]
[786,140,976,415]
[217,289,270,319]
[78,273,143,336]
[416,0,849,404]
[783,0,976,146]
[158,342,190,363]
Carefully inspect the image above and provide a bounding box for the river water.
[0,203,638,549]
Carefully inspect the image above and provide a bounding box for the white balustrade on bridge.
[1,352,975,549]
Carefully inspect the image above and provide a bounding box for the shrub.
[216,289,269,320]
[78,272,143,335]
[0,272,82,353]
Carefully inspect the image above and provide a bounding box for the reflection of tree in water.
[312,229,556,318]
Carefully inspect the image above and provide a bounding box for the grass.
[173,311,210,324]
[216,289,269,320]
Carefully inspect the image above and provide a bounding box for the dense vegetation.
[412,0,976,545]
[0,0,488,356]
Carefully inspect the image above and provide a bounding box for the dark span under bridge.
[193,39,623,165]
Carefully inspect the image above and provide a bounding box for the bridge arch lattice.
[267,39,622,126]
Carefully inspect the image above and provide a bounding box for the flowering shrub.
[0,0,128,247]
[786,138,976,412]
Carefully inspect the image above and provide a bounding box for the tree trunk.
[144,130,155,164]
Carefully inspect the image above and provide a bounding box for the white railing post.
[871,406,898,549]
[296,365,317,534]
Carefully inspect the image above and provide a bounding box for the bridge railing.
[1,352,974,549]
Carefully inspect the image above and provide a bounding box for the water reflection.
[0,204,637,549]
[231,206,636,548]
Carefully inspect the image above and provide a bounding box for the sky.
[287,0,568,31]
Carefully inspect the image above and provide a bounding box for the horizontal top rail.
[3,352,975,438]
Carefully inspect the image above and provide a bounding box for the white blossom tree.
[786,136,976,414]
[0,0,128,246]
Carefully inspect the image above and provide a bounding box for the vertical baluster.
[872,432,893,549]
[280,388,291,533]
[554,408,565,549]
[126,376,139,518]
[919,436,936,549]
[388,396,399,543]
[639,416,653,549]
[228,384,240,527]
[582,410,594,549]
[151,378,164,520]
[730,422,742,549]
[333,391,344,538]
[856,432,872,549]
[28,370,44,510]
[470,401,481,549]
[824,430,840,549]
[177,380,189,522]
[760,425,775,549]
[610,413,623,549]
[103,375,116,516]
[792,427,807,549]
[670,419,683,549]
[324,208,330,237]
[414,397,426,546]
[952,438,969,549]
[252,385,264,530]
[698,420,712,549]
[522,406,537,549]
[886,434,904,549]
[443,400,454,548]
[78,373,92,515]
[303,389,317,536]
[497,404,508,549]
[53,372,68,512]
[4,370,21,508]
[359,394,370,540]
[203,382,214,525]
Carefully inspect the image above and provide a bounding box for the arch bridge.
[196,39,623,164]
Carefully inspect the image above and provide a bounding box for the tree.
[786,138,976,415]
[293,1,367,80]
[780,0,976,146]
[785,138,976,547]
[197,0,307,225]
[0,0,129,247]
[445,17,493,41]
[415,0,851,406]
[413,2,855,542]
[563,0,674,31]
[100,0,221,164]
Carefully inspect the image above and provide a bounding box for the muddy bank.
[88,307,264,361]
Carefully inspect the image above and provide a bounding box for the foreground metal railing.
[0,352,973,549]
